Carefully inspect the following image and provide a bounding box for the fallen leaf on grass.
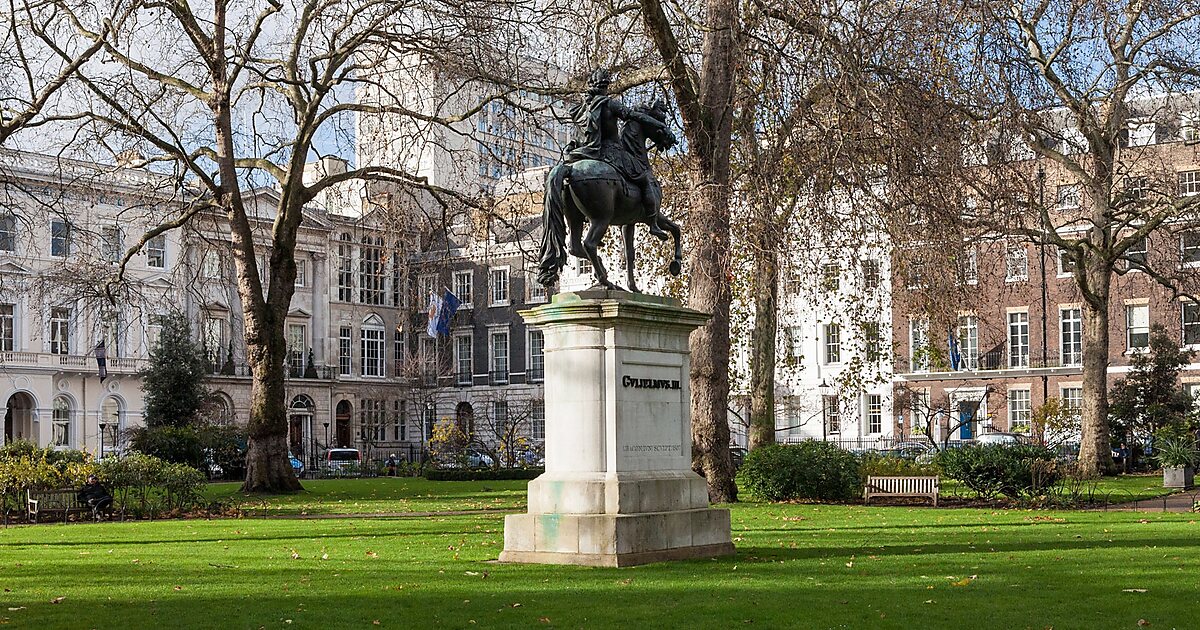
[6,608,24,612]
[465,571,480,576]
[538,617,551,624]
[1122,589,1148,593]
[173,586,183,591]
[511,603,522,608]
[50,597,65,604]
[366,551,379,558]
[1138,620,1150,627]
[372,621,381,626]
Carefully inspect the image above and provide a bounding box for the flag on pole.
[426,293,442,338]
[436,289,461,337]
[948,328,962,371]
[95,340,108,382]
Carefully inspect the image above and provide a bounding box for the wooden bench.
[27,488,90,523]
[863,475,940,506]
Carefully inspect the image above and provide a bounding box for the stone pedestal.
[499,290,735,567]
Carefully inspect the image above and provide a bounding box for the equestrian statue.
[536,68,683,292]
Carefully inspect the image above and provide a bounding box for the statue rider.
[563,68,674,238]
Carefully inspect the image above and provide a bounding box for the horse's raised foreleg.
[622,223,640,293]
[660,215,683,276]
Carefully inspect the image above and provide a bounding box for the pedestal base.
[499,507,735,567]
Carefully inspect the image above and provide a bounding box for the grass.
[205,477,529,515]
[4,480,1200,628]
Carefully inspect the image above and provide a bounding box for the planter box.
[1163,466,1195,489]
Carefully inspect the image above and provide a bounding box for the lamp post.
[98,422,107,461]
[323,421,330,452]
[817,379,833,442]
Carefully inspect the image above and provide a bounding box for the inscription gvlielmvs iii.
[621,375,681,390]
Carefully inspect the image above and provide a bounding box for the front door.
[958,401,979,440]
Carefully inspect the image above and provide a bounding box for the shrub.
[1155,437,1199,468]
[933,444,1060,500]
[737,442,861,502]
[126,425,204,468]
[197,424,247,480]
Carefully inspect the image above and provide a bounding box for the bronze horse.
[536,103,682,292]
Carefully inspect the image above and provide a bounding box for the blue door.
[958,402,978,440]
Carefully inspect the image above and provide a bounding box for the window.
[1061,308,1083,366]
[1061,387,1082,420]
[359,399,386,442]
[1126,176,1149,201]
[391,248,403,307]
[0,304,13,352]
[528,329,544,381]
[862,260,881,290]
[824,396,840,434]
[145,313,165,351]
[1128,119,1157,147]
[823,323,841,364]
[51,219,71,257]
[1126,237,1147,269]
[489,329,509,383]
[862,322,881,359]
[394,400,406,441]
[146,234,166,268]
[1008,389,1031,429]
[295,258,307,287]
[1185,303,1200,345]
[418,336,437,381]
[1057,248,1076,275]
[453,270,473,308]
[1180,170,1200,197]
[866,395,882,434]
[337,233,354,302]
[0,214,14,252]
[910,317,929,373]
[821,264,840,291]
[959,248,978,285]
[1005,241,1028,282]
[338,326,352,376]
[393,328,403,369]
[1183,232,1200,266]
[52,396,71,447]
[361,318,385,377]
[784,326,804,362]
[493,401,509,434]
[455,334,473,385]
[957,315,978,370]
[423,404,436,441]
[490,267,510,305]
[1008,311,1029,368]
[102,309,122,358]
[1183,111,1199,142]
[1056,184,1081,208]
[101,226,123,264]
[100,398,121,452]
[528,279,548,303]
[1126,304,1150,350]
[287,323,307,374]
[359,236,385,305]
[49,307,70,355]
[202,250,222,279]
[202,316,225,365]
[532,401,545,440]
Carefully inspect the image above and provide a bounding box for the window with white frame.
[0,304,13,352]
[359,236,385,305]
[1126,236,1147,269]
[202,316,225,365]
[783,326,804,362]
[394,400,406,441]
[862,322,881,359]
[528,279,547,303]
[1061,308,1083,366]
[1128,118,1157,147]
[1127,304,1150,350]
[578,258,593,277]
[960,248,978,285]
[102,309,122,357]
[52,396,71,447]
[423,404,436,441]
[1008,388,1031,429]
[49,307,70,355]
[532,401,545,440]
[1005,241,1028,281]
[359,399,387,442]
[528,329,544,381]
[866,394,883,434]
[337,233,354,301]
[361,316,385,377]
[489,328,509,383]
[202,250,221,279]
[454,333,473,385]
[490,267,510,306]
[1056,184,1081,208]
[338,326,352,376]
[862,259,881,290]
[1180,170,1200,197]
[50,219,71,257]
[1057,248,1076,275]
[294,258,307,287]
[418,274,436,303]
[957,314,978,369]
[1183,232,1200,266]
[391,248,403,307]
[910,316,930,372]
[824,323,841,364]
[453,270,473,308]
[145,313,165,351]
[1008,311,1029,368]
[824,395,840,433]
[101,397,121,451]
[0,214,15,252]
[1061,387,1082,420]
[287,323,307,373]
[821,264,840,291]
[493,401,509,433]
[1183,111,1199,142]
[146,234,166,268]
[101,226,123,264]
[1185,302,1200,346]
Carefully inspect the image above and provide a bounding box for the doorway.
[4,392,35,444]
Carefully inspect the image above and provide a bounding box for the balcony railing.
[0,351,147,373]
[899,349,1082,375]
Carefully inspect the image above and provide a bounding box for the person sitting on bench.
[77,475,113,518]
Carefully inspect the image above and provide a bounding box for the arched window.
[100,397,123,453]
[51,396,71,447]
[361,314,385,377]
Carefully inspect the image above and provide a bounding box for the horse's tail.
[537,163,570,287]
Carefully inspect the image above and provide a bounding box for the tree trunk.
[240,307,302,492]
[747,232,779,450]
[1078,265,1116,475]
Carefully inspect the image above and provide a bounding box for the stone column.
[311,252,328,365]
[499,290,735,567]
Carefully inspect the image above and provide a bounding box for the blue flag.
[948,328,962,371]
[435,289,461,337]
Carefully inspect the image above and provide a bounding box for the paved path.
[1109,490,1200,513]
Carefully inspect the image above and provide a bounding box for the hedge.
[424,468,544,481]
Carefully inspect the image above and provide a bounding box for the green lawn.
[206,477,529,515]
[940,473,1177,504]
[3,494,1200,628]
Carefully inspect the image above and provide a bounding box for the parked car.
[324,448,361,472]
[729,447,748,470]
[289,454,305,478]
[466,450,495,469]
[976,432,1024,446]
[882,442,933,460]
